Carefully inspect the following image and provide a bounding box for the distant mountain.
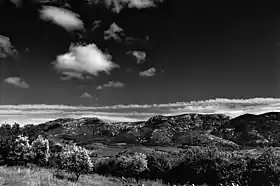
[144,113,230,131]
[18,112,280,149]
[31,113,234,148]
[216,112,280,146]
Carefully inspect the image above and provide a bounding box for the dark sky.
[1,0,280,107]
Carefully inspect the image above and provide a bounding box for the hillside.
[215,112,280,146]
[11,112,280,153]
[28,113,235,148]
[3,112,280,185]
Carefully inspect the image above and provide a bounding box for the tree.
[30,135,50,166]
[58,143,93,181]
[0,123,22,165]
[7,135,32,166]
[150,129,172,146]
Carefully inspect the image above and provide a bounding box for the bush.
[6,135,32,166]
[29,135,50,166]
[169,147,248,186]
[246,147,280,186]
[0,123,22,164]
[57,143,93,181]
[142,151,173,181]
[95,152,148,181]
[150,129,172,146]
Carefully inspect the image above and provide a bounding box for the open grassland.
[0,166,170,186]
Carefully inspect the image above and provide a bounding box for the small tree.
[7,135,31,166]
[145,151,173,180]
[58,143,93,181]
[150,129,172,146]
[30,135,50,166]
[104,152,148,181]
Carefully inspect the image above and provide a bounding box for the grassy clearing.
[0,166,168,186]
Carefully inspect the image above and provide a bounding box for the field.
[0,166,169,186]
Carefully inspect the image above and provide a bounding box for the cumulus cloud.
[0,35,18,59]
[39,6,84,31]
[3,98,280,125]
[4,77,29,88]
[139,67,156,77]
[93,0,165,13]
[127,50,146,64]
[80,92,92,98]
[53,43,119,79]
[104,22,125,41]
[96,81,124,90]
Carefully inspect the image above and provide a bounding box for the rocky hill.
[215,112,280,146]
[28,113,235,148]
[16,112,280,149]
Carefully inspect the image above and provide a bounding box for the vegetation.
[57,143,93,181]
[2,112,280,185]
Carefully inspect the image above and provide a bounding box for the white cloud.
[3,98,280,111]
[3,98,280,125]
[39,6,84,31]
[127,50,146,64]
[4,77,29,88]
[93,0,164,13]
[97,81,124,90]
[139,67,156,77]
[80,92,92,98]
[54,43,119,79]
[127,0,158,8]
[104,22,124,41]
[0,35,18,59]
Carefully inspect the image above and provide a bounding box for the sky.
[1,0,280,124]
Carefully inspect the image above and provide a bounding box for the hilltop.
[7,111,280,155]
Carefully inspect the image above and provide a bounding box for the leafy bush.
[142,151,173,181]
[57,143,93,181]
[150,129,172,146]
[6,135,32,166]
[246,147,280,186]
[95,152,148,181]
[29,135,50,166]
[169,147,248,186]
[0,123,22,164]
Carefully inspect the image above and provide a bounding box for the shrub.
[246,147,280,186]
[150,129,172,146]
[169,147,248,186]
[7,135,32,166]
[142,151,173,181]
[95,152,148,181]
[0,123,22,164]
[57,143,93,181]
[29,135,50,166]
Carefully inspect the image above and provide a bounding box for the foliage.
[142,151,173,181]
[246,147,280,186]
[0,123,22,164]
[95,152,148,180]
[21,124,47,142]
[169,146,248,186]
[29,135,51,166]
[150,129,172,146]
[6,135,32,166]
[57,143,93,181]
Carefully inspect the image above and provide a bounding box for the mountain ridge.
[7,112,280,149]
